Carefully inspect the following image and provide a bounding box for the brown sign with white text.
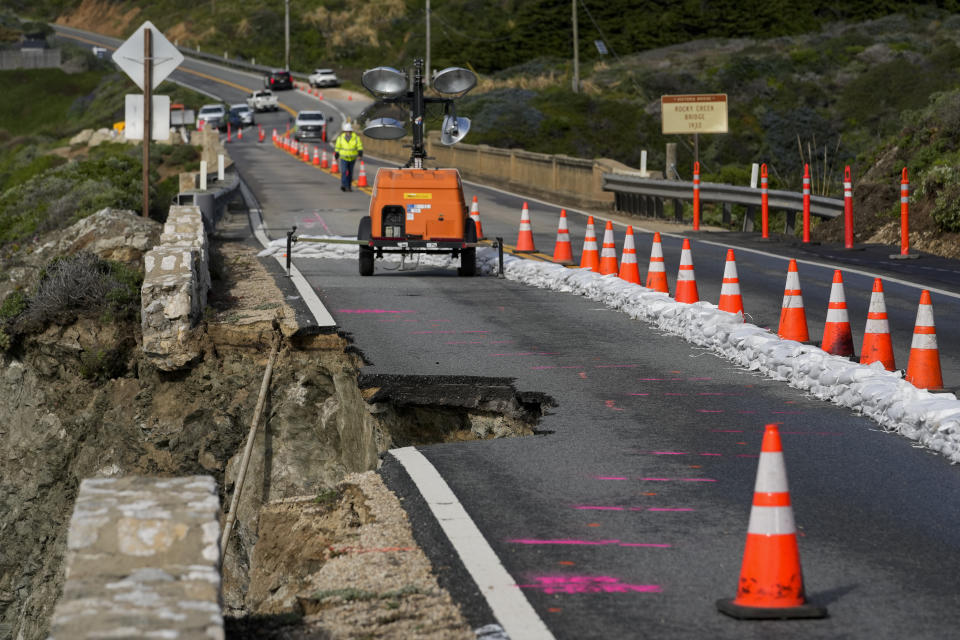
[661,94,728,134]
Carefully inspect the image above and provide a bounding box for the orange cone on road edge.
[716,424,827,620]
[718,248,744,317]
[552,210,575,264]
[618,226,641,284]
[674,239,699,303]
[905,290,944,390]
[312,147,320,166]
[778,260,810,342]
[645,232,668,294]
[330,155,340,174]
[599,221,619,275]
[237,126,243,141]
[515,202,536,252]
[821,270,855,357]
[579,216,600,271]
[469,196,485,240]
[357,160,368,187]
[320,149,329,169]
[860,279,896,371]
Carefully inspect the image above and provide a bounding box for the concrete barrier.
[362,130,635,210]
[49,476,223,640]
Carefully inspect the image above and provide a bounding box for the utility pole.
[284,0,290,70]
[425,0,431,89]
[571,0,579,93]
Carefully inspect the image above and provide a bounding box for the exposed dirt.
[54,0,142,38]
[0,207,545,639]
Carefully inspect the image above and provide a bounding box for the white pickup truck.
[246,90,279,112]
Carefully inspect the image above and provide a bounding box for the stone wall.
[48,476,223,640]
[362,130,635,210]
[140,205,209,371]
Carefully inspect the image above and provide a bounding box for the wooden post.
[142,28,152,218]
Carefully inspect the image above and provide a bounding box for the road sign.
[124,95,170,141]
[661,94,728,135]
[112,20,183,90]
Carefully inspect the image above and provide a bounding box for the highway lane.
[225,141,960,637]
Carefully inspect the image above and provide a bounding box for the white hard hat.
[342,122,353,132]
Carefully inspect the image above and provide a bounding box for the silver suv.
[294,110,329,141]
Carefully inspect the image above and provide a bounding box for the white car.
[197,104,226,131]
[309,68,340,88]
[294,110,329,141]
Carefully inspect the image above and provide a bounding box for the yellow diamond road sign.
[112,20,184,91]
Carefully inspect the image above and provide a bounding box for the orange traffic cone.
[778,260,810,342]
[599,220,619,275]
[645,232,668,294]
[469,196,485,240]
[905,290,944,390]
[618,226,641,284]
[226,123,232,142]
[515,202,536,252]
[357,160,368,187]
[312,147,320,166]
[258,125,264,143]
[821,270,855,357]
[320,149,329,169]
[718,248,744,316]
[330,155,339,175]
[237,126,243,141]
[552,209,575,265]
[579,216,600,271]
[272,129,278,145]
[860,278,896,371]
[717,424,827,620]
[674,238,699,303]
[302,145,310,162]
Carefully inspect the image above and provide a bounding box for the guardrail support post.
[286,226,296,276]
[722,202,732,226]
[785,210,796,237]
[743,206,755,232]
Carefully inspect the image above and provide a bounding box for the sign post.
[112,21,184,217]
[143,28,151,218]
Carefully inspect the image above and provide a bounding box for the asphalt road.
[53,26,960,637]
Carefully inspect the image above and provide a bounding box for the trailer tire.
[358,216,374,276]
[458,221,477,277]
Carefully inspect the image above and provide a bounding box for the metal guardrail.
[603,172,844,234]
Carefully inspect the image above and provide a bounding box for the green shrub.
[916,165,960,232]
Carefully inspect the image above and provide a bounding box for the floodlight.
[361,67,408,97]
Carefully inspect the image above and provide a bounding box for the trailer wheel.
[458,221,477,277]
[358,216,374,276]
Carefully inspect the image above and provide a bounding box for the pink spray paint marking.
[697,409,724,413]
[312,212,332,234]
[337,309,415,314]
[592,476,629,481]
[517,576,661,595]
[574,506,694,512]
[628,393,650,396]
[508,539,670,548]
[605,400,624,412]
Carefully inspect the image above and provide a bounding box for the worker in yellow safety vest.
[334,122,364,191]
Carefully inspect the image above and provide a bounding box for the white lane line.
[248,208,337,328]
[391,446,555,640]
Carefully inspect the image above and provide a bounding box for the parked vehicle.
[228,104,255,128]
[196,104,226,131]
[264,69,293,90]
[294,110,329,141]
[309,68,340,88]
[246,90,279,112]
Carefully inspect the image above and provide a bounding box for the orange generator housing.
[357,167,476,276]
